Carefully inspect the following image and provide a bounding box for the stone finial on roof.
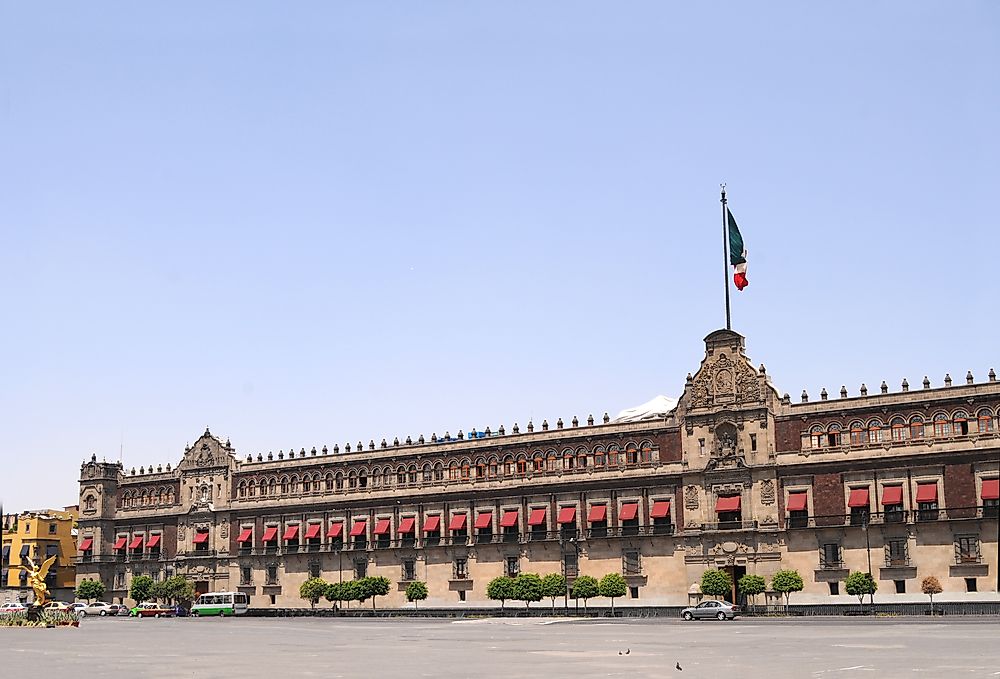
[300,448,306,457]
[431,433,438,442]
[257,453,263,461]
[801,390,808,403]
[485,427,492,436]
[458,430,464,439]
[820,388,828,401]
[527,421,534,432]
[603,413,610,424]
[278,451,284,460]
[139,466,144,474]
[166,463,171,471]
[246,455,252,462]
[923,376,931,389]
[860,384,868,397]
[405,436,412,445]
[902,378,909,392]
[379,439,386,449]
[393,437,399,447]
[781,393,791,405]
[989,368,996,382]
[542,420,549,431]
[840,386,848,398]
[966,371,974,385]
[759,363,766,374]
[322,445,328,455]
[587,414,594,426]
[345,443,351,452]
[418,435,425,444]
[686,373,693,386]
[311,447,317,456]
[512,423,519,434]
[944,373,952,387]
[556,418,563,429]
[572,416,578,427]
[880,381,888,394]
[498,426,505,436]
[267,451,273,460]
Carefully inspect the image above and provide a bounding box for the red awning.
[527,508,547,526]
[303,524,322,540]
[398,517,416,534]
[192,531,209,544]
[78,538,93,552]
[128,536,144,550]
[282,525,299,541]
[786,493,808,512]
[262,527,279,543]
[349,520,367,537]
[982,479,1000,500]
[848,488,870,508]
[326,522,344,538]
[448,514,467,531]
[619,502,639,521]
[374,519,391,535]
[915,483,938,503]
[145,535,161,548]
[557,507,577,524]
[113,537,127,550]
[500,510,519,528]
[715,496,741,512]
[475,511,493,530]
[587,505,607,523]
[881,486,903,506]
[650,500,672,518]
[236,529,253,543]
[422,515,441,533]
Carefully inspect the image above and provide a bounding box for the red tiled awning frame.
[236,528,253,543]
[619,502,639,521]
[422,515,441,533]
[349,520,367,537]
[982,478,1000,500]
[500,510,519,528]
[303,524,322,540]
[881,485,904,506]
[474,511,493,530]
[326,522,344,538]
[448,513,467,532]
[78,537,94,552]
[145,534,161,549]
[650,500,672,518]
[587,505,607,523]
[715,496,741,513]
[192,530,210,545]
[556,507,577,525]
[915,482,938,503]
[848,488,870,508]
[261,526,279,543]
[785,492,808,512]
[527,508,547,526]
[113,537,128,550]
[128,536,144,550]
[373,519,391,536]
[398,517,416,534]
[282,525,299,541]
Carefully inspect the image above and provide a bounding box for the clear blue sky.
[2,2,997,512]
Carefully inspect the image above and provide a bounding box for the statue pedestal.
[26,605,43,623]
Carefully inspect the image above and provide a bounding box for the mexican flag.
[727,208,748,291]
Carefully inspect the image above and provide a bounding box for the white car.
[0,602,27,615]
[81,601,120,616]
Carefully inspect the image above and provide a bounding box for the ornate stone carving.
[689,352,762,408]
[177,521,186,541]
[760,479,775,505]
[220,518,229,539]
[684,486,700,510]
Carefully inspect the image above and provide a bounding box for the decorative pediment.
[683,330,772,411]
[179,428,235,471]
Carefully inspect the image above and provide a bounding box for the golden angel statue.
[19,555,57,607]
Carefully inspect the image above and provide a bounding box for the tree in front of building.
[598,573,628,615]
[405,581,428,609]
[770,570,804,608]
[738,574,766,610]
[299,577,329,609]
[366,576,391,610]
[325,582,346,609]
[152,575,196,606]
[571,575,599,612]
[513,573,544,608]
[486,576,517,609]
[700,569,732,600]
[541,573,566,611]
[129,575,154,605]
[921,576,942,616]
[76,578,106,603]
[845,571,877,612]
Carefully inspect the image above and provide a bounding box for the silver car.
[681,600,740,620]
[81,601,121,616]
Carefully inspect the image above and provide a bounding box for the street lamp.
[862,512,874,613]
[568,537,581,614]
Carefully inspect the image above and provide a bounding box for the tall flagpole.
[721,184,731,331]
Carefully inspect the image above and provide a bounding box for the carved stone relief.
[684,486,700,510]
[689,352,762,408]
[760,479,775,505]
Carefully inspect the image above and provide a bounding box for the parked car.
[69,602,87,614]
[80,601,121,616]
[0,602,27,615]
[131,602,176,618]
[43,601,72,612]
[681,600,740,620]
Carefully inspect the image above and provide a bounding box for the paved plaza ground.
[3,616,999,678]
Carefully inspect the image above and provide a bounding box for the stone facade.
[75,330,1000,607]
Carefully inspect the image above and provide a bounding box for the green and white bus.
[191,592,249,617]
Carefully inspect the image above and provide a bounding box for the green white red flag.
[727,208,748,291]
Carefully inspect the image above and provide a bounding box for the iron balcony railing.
[700,520,758,532]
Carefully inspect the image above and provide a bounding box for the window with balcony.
[588,505,608,538]
[786,492,809,528]
[880,485,905,523]
[528,508,547,540]
[557,507,577,540]
[240,566,252,586]
[715,495,742,529]
[453,558,468,580]
[623,550,641,576]
[915,482,939,521]
[650,500,673,534]
[885,539,908,567]
[402,559,416,582]
[354,559,367,579]
[981,478,999,518]
[821,543,842,568]
[265,565,278,585]
[956,536,980,564]
[505,556,519,578]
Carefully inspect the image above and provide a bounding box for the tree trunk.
[610,598,615,615]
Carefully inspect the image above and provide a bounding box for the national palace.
[74,330,1000,607]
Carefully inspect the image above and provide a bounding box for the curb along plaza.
[75,330,1000,610]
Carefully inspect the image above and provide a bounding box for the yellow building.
[1,507,78,603]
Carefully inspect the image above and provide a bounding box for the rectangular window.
[629,586,639,599]
[966,577,978,593]
[505,557,519,578]
[623,550,641,575]
[850,506,870,527]
[402,559,416,581]
[48,523,57,534]
[828,582,839,595]
[750,434,757,452]
[821,543,841,569]
[458,589,466,602]
[788,510,809,529]
[886,539,907,566]
[563,551,579,578]
[266,565,278,585]
[309,563,321,579]
[983,498,999,519]
[956,536,980,563]
[453,558,468,580]
[894,579,906,594]
[240,566,252,586]
[354,559,367,580]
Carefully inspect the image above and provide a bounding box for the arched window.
[290,475,299,494]
[640,440,654,463]
[810,424,825,449]
[325,473,334,491]
[382,469,392,487]
[460,460,471,480]
[563,448,575,471]
[546,451,558,472]
[867,419,886,444]
[826,424,842,447]
[268,478,276,495]
[503,456,515,476]
[625,443,639,465]
[475,460,486,479]
[358,470,368,488]
[238,481,246,498]
[978,408,995,433]
[910,415,925,438]
[607,445,621,466]
[953,410,970,436]
[397,466,407,486]
[933,413,952,437]
[434,462,444,482]
[348,470,358,489]
[532,455,544,472]
[593,446,606,467]
[422,463,433,483]
[335,472,344,491]
[302,477,311,493]
[516,456,528,475]
[890,417,908,442]
[488,458,498,477]
[408,465,418,485]
[371,467,382,487]
[849,421,865,446]
[280,476,289,494]
[577,447,589,469]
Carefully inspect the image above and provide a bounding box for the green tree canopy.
[299,577,329,608]
[350,579,372,605]
[157,576,196,605]
[598,573,628,614]
[738,574,766,603]
[700,569,733,599]
[770,570,804,606]
[76,578,105,603]
[541,573,567,610]
[129,575,154,604]
[367,576,391,609]
[405,581,428,608]
[513,573,544,608]
[486,576,517,609]
[844,571,877,608]
[324,582,345,605]
[571,575,599,611]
